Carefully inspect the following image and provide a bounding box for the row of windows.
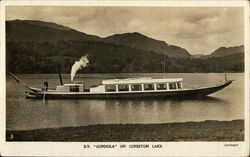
[70,86,80,92]
[105,83,182,92]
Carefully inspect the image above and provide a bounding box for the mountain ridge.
[102,32,191,57]
[6,20,101,42]
[209,45,244,57]
[6,20,191,58]
[5,19,244,73]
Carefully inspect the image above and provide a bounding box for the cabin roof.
[102,77,183,85]
[63,84,83,86]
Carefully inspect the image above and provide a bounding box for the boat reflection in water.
[36,96,231,129]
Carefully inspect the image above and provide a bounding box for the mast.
[224,73,228,82]
[164,58,166,78]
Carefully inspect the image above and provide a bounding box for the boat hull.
[25,80,233,99]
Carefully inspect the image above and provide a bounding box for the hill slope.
[103,32,191,57]
[6,20,190,58]
[209,45,244,57]
[6,20,101,42]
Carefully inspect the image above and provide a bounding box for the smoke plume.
[71,55,89,82]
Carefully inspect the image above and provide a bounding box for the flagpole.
[164,58,166,78]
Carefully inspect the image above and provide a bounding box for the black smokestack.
[57,65,63,85]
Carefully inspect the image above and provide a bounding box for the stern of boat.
[25,87,43,99]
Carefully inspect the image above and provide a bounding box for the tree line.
[6,41,244,74]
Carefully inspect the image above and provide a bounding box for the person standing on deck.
[44,80,48,91]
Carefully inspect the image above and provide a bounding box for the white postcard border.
[0,0,249,156]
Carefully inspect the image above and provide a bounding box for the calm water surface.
[6,73,244,130]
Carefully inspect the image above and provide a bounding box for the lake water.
[6,73,244,130]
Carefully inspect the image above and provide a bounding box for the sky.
[6,6,244,55]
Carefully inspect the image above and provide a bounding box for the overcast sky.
[6,6,244,55]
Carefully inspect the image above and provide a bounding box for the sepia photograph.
[0,0,249,156]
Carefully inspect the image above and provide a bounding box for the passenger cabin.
[89,78,183,93]
[55,78,183,93]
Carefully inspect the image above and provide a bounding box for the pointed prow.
[8,71,27,87]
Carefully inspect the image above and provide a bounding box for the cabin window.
[131,84,142,91]
[70,86,79,92]
[144,84,154,90]
[118,84,129,91]
[156,83,167,90]
[177,82,182,89]
[105,85,116,92]
[169,83,177,90]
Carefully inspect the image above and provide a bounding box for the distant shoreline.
[6,119,244,142]
[6,72,244,76]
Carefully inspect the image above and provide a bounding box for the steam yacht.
[24,76,233,99]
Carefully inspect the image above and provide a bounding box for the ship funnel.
[57,65,63,85]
